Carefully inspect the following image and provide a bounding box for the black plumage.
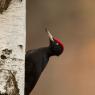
[25,47,50,95]
[25,29,64,95]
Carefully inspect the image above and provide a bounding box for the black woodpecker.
[25,29,64,95]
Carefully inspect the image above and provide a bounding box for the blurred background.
[27,0,95,95]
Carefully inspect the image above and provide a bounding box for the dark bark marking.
[0,0,22,13]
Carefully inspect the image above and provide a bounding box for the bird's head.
[46,28,64,56]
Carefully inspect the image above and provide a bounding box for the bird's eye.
[56,43,59,45]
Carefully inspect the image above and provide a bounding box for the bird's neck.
[47,46,56,57]
[38,46,56,57]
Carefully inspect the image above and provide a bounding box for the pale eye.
[56,43,59,45]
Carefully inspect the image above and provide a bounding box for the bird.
[25,29,64,95]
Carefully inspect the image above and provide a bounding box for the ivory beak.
[45,28,54,41]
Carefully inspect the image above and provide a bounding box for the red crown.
[54,38,64,48]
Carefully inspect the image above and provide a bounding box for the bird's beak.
[45,28,54,41]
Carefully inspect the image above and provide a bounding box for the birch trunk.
[0,0,25,95]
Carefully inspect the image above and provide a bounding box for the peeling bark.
[0,69,19,95]
[0,0,25,95]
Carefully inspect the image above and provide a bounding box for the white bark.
[0,0,25,95]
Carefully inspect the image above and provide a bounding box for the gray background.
[27,0,95,95]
